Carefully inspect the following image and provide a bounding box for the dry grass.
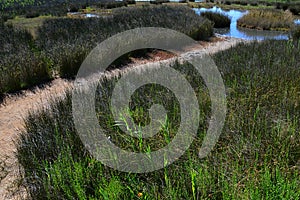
[237,9,294,31]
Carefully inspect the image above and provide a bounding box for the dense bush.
[201,11,231,28]
[17,40,300,199]
[289,3,300,15]
[237,9,293,31]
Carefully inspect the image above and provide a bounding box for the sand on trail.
[0,36,244,200]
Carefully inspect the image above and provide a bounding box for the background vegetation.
[200,11,230,28]
[237,9,293,31]
[0,5,213,98]
[0,23,51,97]
[17,40,300,199]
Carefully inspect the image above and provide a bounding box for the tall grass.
[0,6,213,98]
[0,0,128,19]
[16,40,300,199]
[237,9,293,31]
[0,24,51,96]
[36,6,213,78]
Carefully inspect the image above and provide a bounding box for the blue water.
[193,6,290,40]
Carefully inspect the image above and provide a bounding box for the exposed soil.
[0,36,245,200]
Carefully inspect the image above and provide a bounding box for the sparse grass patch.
[237,9,293,31]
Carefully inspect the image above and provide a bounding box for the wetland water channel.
[70,6,298,41]
[193,6,291,40]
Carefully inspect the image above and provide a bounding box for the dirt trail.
[0,36,245,199]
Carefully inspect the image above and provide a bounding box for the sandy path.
[0,36,245,199]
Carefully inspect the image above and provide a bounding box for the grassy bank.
[237,9,293,31]
[16,40,300,199]
[0,5,213,99]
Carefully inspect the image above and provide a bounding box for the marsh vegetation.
[1,1,300,200]
[16,40,300,199]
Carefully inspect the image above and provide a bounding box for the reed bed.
[0,6,213,98]
[0,24,51,96]
[237,9,293,31]
[36,6,213,78]
[16,40,300,199]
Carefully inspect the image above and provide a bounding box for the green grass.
[237,9,293,31]
[16,40,300,199]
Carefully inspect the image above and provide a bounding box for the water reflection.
[193,6,289,40]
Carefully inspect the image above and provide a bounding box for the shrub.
[289,4,300,15]
[250,1,258,6]
[291,25,300,46]
[201,11,231,28]
[25,11,40,18]
[224,1,231,5]
[239,1,248,6]
[276,2,289,10]
[126,0,136,5]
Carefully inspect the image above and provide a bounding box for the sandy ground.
[0,36,245,200]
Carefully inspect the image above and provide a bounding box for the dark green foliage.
[224,1,231,5]
[289,3,300,15]
[239,1,248,6]
[249,1,258,6]
[25,10,40,18]
[17,40,300,199]
[291,25,300,43]
[201,11,231,28]
[276,2,289,10]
